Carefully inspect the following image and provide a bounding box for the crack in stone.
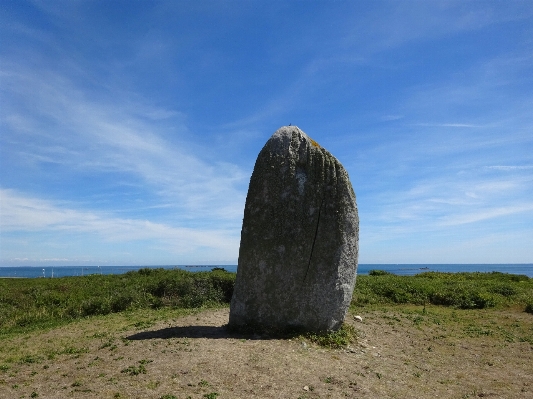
[305,197,323,281]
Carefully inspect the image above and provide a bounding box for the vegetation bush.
[368,269,392,276]
[352,271,532,310]
[1,268,531,335]
[0,268,235,334]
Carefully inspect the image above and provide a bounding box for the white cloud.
[360,167,533,237]
[411,123,484,128]
[342,1,533,54]
[1,65,247,224]
[381,115,404,121]
[437,204,533,227]
[0,189,239,255]
[486,165,533,171]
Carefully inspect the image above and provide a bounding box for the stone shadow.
[126,325,233,340]
[125,325,282,341]
[125,324,304,341]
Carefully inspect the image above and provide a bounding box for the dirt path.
[1,306,532,398]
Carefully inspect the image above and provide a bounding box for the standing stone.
[229,126,359,332]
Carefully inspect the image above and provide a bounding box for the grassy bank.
[0,268,234,335]
[354,270,533,310]
[1,268,532,335]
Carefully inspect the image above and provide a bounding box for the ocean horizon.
[0,264,531,278]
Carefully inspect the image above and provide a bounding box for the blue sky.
[1,0,532,266]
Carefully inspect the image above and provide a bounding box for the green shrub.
[352,272,531,310]
[80,298,111,316]
[490,284,517,297]
[455,292,496,309]
[368,269,392,276]
[1,268,531,335]
[0,268,236,334]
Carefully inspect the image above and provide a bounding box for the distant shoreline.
[1,264,532,278]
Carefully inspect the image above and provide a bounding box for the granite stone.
[229,126,359,332]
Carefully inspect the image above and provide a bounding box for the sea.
[0,264,531,278]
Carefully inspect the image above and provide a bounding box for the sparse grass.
[121,359,152,376]
[0,305,531,398]
[363,303,533,346]
[121,363,146,376]
[301,323,358,349]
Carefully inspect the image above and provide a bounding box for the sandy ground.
[1,306,532,399]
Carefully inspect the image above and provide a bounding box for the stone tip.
[271,125,320,148]
[276,125,301,132]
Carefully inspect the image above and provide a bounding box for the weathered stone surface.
[229,126,359,332]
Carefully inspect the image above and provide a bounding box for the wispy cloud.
[1,188,239,256]
[381,115,404,122]
[411,123,485,128]
[438,204,533,227]
[360,168,533,236]
[1,65,247,224]
[342,1,533,54]
[486,165,533,171]
[2,1,532,265]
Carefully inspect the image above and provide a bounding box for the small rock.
[354,315,363,322]
[346,346,357,353]
[303,386,309,391]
